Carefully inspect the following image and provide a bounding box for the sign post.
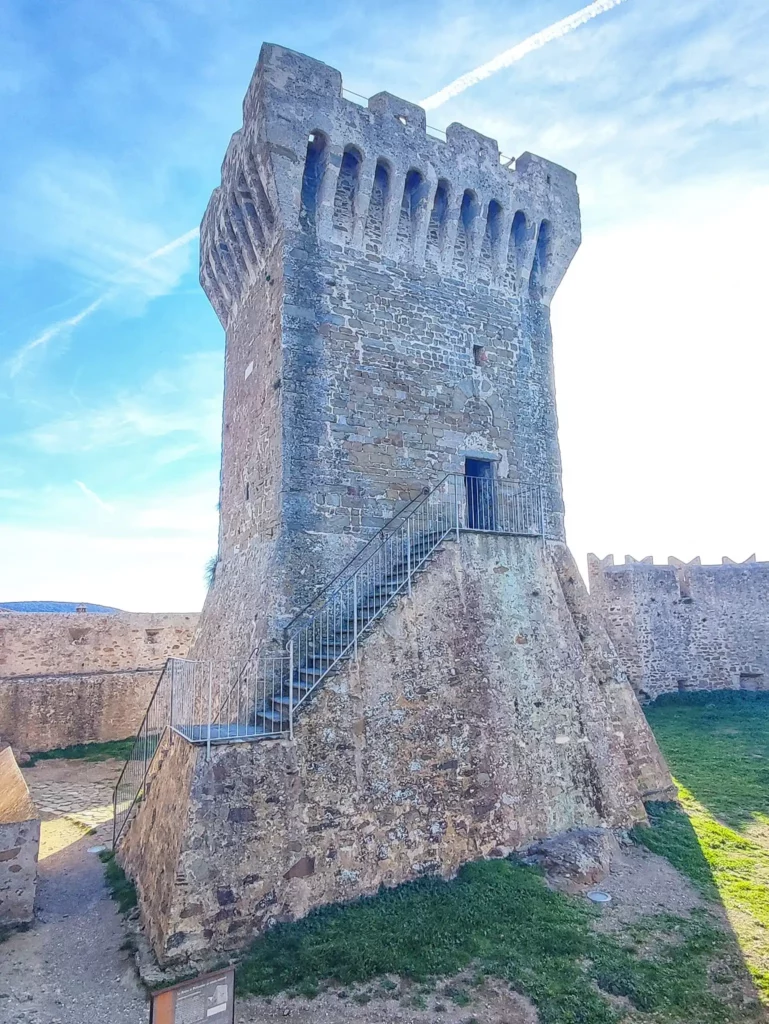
[150,967,235,1024]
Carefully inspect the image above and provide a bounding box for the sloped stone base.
[120,535,672,964]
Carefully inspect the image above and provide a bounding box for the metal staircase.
[113,474,546,844]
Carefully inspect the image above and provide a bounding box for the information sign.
[150,967,235,1024]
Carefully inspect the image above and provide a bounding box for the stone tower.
[196,43,580,663]
[119,44,674,964]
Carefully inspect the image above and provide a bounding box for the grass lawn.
[237,858,754,1023]
[634,691,769,1002]
[26,736,135,766]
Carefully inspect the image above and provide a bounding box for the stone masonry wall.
[0,670,160,753]
[0,611,198,751]
[0,744,39,928]
[192,42,580,669]
[588,554,769,700]
[122,534,671,964]
[0,611,198,677]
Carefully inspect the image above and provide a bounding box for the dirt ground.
[0,759,148,1024]
[236,979,538,1024]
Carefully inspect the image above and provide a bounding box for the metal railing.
[113,476,548,846]
[113,658,175,846]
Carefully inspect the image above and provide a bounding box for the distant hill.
[0,601,121,614]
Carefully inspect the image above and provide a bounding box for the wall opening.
[479,199,503,279]
[453,189,479,275]
[425,179,450,269]
[364,159,390,254]
[332,145,363,239]
[529,218,553,299]
[504,210,528,290]
[300,132,328,227]
[145,629,160,645]
[465,457,496,531]
[396,168,426,256]
[473,344,487,366]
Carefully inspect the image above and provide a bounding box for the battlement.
[588,553,763,576]
[200,43,581,325]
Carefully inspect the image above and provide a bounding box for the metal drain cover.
[587,890,612,904]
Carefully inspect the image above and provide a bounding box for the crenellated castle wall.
[587,554,769,700]
[193,43,581,669]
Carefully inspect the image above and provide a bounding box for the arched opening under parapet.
[300,131,329,228]
[529,219,553,300]
[479,199,503,281]
[452,189,479,277]
[425,179,450,270]
[236,172,266,249]
[396,168,428,259]
[333,145,363,240]
[504,210,528,290]
[364,158,391,255]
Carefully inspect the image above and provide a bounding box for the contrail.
[75,479,115,513]
[9,226,199,377]
[420,0,630,110]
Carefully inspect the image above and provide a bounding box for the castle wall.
[588,555,769,700]
[0,612,198,751]
[192,43,580,667]
[0,671,160,753]
[122,534,671,964]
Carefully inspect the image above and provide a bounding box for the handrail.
[112,657,173,846]
[285,475,449,636]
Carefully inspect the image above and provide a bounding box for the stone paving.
[24,758,122,834]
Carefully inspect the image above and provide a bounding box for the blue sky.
[1,0,767,610]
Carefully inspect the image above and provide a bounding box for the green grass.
[644,691,769,831]
[98,849,138,914]
[26,737,135,766]
[634,691,769,1002]
[237,858,755,1023]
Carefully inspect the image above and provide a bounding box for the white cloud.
[419,0,630,110]
[0,475,219,611]
[7,226,199,377]
[26,351,222,454]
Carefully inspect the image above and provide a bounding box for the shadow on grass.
[638,690,769,1006]
[644,691,769,833]
[26,737,136,767]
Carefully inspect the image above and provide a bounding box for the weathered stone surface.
[521,827,619,893]
[0,611,198,752]
[123,535,671,964]
[588,555,769,701]
[118,44,673,969]
[0,744,39,928]
[191,43,581,668]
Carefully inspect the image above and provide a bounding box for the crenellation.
[589,554,769,699]
[199,43,580,329]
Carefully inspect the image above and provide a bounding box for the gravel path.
[0,760,148,1024]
